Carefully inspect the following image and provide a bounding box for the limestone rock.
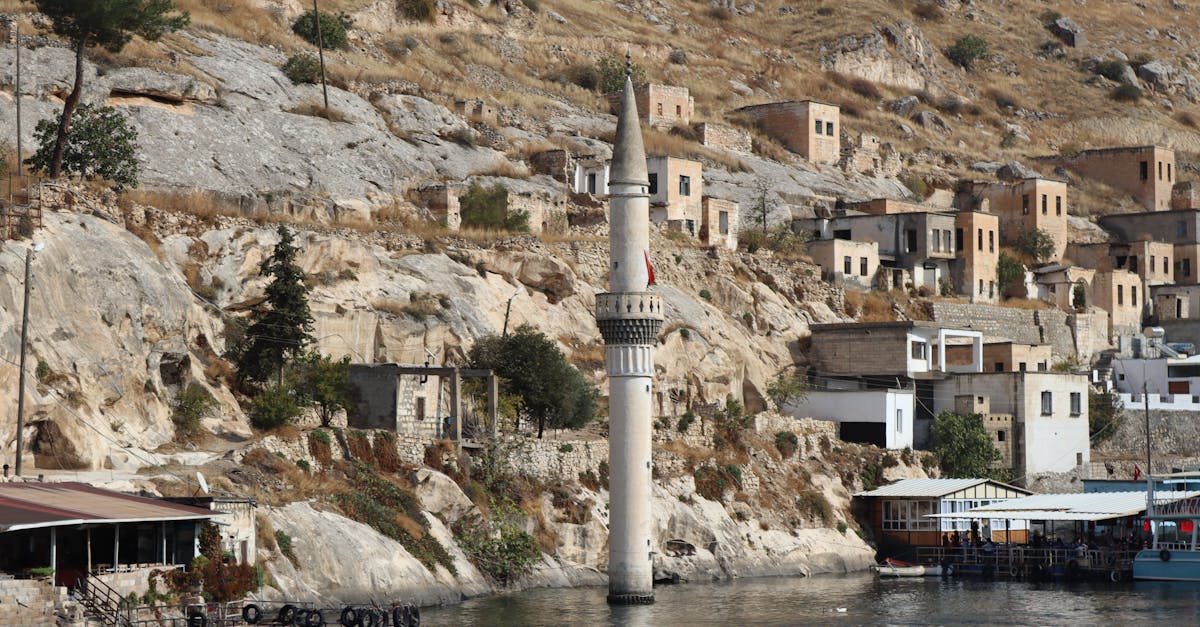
[997,161,1042,181]
[413,469,478,524]
[1137,60,1200,102]
[99,67,218,104]
[820,21,946,94]
[1048,16,1087,48]
[886,95,920,118]
[911,110,949,134]
[970,161,1003,174]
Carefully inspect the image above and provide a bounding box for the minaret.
[597,60,663,605]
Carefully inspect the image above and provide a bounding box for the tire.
[340,607,360,627]
[362,609,378,627]
[1008,565,1018,578]
[392,607,406,627]
[292,609,309,627]
[187,616,206,627]
[279,605,297,625]
[1110,570,1122,583]
[945,565,955,577]
[378,608,389,627]
[409,606,420,627]
[243,604,262,625]
[306,609,324,626]
[1161,549,1172,562]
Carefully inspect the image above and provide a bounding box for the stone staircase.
[75,575,130,627]
[0,576,69,626]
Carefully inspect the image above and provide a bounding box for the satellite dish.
[196,471,210,495]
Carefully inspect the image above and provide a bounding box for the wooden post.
[113,524,120,572]
[487,373,499,439]
[49,527,57,584]
[86,528,92,575]
[450,369,461,444]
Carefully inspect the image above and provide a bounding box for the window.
[1169,163,1173,182]
[1056,196,1062,216]
[1070,392,1082,416]
[896,409,903,433]
[905,229,918,252]
[679,175,691,196]
[834,228,851,239]
[826,121,835,136]
[1118,285,1124,305]
[1041,194,1048,215]
[989,230,995,252]
[1141,161,1149,181]
[844,255,852,275]
[979,279,984,294]
[860,257,869,276]
[587,173,597,195]
[1041,390,1053,415]
[911,341,926,360]
[675,104,682,116]
[1037,361,1047,371]
[995,362,1004,372]
[957,228,964,251]
[1165,257,1170,273]
[416,397,426,421]
[998,430,1006,442]
[1151,255,1156,274]
[657,102,663,115]
[1022,194,1030,215]
[1019,362,1027,372]
[719,211,729,235]
[815,119,823,134]
[977,228,983,251]
[989,281,995,298]
[648,173,659,195]
[1129,256,1138,272]
[1132,285,1138,307]
[1185,258,1192,278]
[882,499,937,531]
[1178,220,1188,238]
[1159,161,1163,180]
[933,231,941,252]
[944,230,952,253]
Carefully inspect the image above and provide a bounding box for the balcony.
[595,292,664,321]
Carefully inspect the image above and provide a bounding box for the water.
[422,572,1200,625]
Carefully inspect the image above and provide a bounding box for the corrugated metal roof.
[927,491,1200,522]
[0,482,220,532]
[856,478,989,498]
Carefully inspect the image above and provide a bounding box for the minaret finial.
[625,50,632,78]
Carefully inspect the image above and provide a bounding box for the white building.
[934,372,1091,476]
[573,159,611,196]
[782,387,915,449]
[1113,355,1200,410]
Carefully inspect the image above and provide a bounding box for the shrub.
[296,459,311,472]
[679,328,691,340]
[249,385,302,430]
[931,411,1001,477]
[565,64,600,90]
[989,89,1020,110]
[558,443,574,453]
[459,182,529,232]
[275,530,298,566]
[676,411,695,432]
[694,464,731,500]
[35,360,50,383]
[1090,390,1123,442]
[669,48,688,65]
[796,489,833,524]
[946,35,989,70]
[171,382,216,440]
[596,55,646,93]
[837,521,849,533]
[912,1,944,22]
[1016,228,1056,264]
[698,289,713,301]
[848,77,882,99]
[1095,60,1131,84]
[997,252,1024,296]
[291,9,351,49]
[452,503,539,585]
[397,0,437,22]
[1112,84,1143,102]
[282,54,322,85]
[26,103,140,190]
[903,174,929,198]
[775,431,799,458]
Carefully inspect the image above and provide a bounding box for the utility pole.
[1144,379,1152,482]
[313,0,329,110]
[502,286,521,336]
[14,246,34,476]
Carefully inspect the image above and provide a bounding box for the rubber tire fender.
[1110,570,1122,583]
[242,604,262,625]
[187,616,206,627]
[945,564,955,577]
[279,605,297,625]
[408,605,420,627]
[1009,565,1019,578]
[340,606,360,627]
[392,607,406,627]
[362,609,379,627]
[291,609,309,627]
[1161,549,1172,562]
[305,609,324,627]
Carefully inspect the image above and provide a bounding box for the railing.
[77,574,130,627]
[594,292,664,319]
[914,545,1139,570]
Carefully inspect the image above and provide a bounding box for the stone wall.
[695,122,751,153]
[96,567,159,598]
[511,438,608,484]
[929,302,1084,361]
[0,578,68,625]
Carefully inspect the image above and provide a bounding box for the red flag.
[644,249,656,286]
[1133,464,1142,481]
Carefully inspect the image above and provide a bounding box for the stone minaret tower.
[597,65,663,605]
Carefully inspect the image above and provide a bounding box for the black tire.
[187,616,206,627]
[306,609,324,627]
[1161,549,1172,562]
[292,609,309,627]
[362,609,378,627]
[279,605,297,625]
[243,604,262,625]
[392,607,406,627]
[409,605,420,627]
[340,607,360,627]
[1110,570,1122,583]
[378,608,389,627]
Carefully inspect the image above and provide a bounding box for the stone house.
[953,394,1015,470]
[699,196,738,250]
[933,372,1092,477]
[952,211,1000,303]
[839,132,903,177]
[412,184,462,230]
[1171,181,1200,210]
[1098,209,1200,284]
[844,198,935,215]
[454,98,497,124]
[1034,264,1094,311]
[972,177,1069,261]
[529,148,572,183]
[1054,145,1176,211]
[347,364,498,442]
[807,238,880,289]
[647,156,703,235]
[794,210,959,294]
[573,157,611,196]
[694,122,751,153]
[1067,240,1174,316]
[808,322,984,379]
[508,189,568,234]
[733,100,841,164]
[945,341,1053,373]
[1154,284,1200,322]
[608,83,694,129]
[1092,269,1145,338]
[781,387,914,449]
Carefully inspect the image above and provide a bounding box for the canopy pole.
[86,528,92,575]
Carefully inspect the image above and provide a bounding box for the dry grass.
[999,298,1052,310]
[470,161,531,179]
[842,290,895,322]
[285,103,350,123]
[126,188,243,222]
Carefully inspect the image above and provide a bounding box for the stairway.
[75,575,130,627]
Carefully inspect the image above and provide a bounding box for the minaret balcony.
[595,292,665,321]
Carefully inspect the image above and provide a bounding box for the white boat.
[1132,472,1200,582]
[876,557,943,577]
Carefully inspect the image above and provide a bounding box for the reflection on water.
[422,572,1200,626]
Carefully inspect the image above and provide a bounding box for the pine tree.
[229,226,315,387]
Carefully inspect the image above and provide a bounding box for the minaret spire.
[598,64,662,605]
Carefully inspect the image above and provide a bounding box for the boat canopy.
[927,490,1200,522]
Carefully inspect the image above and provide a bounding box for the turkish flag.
[644,249,656,286]
[1133,464,1142,481]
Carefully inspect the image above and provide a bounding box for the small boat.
[876,557,943,577]
[1133,472,1200,582]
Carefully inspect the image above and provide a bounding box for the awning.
[0,482,221,532]
[927,490,1200,522]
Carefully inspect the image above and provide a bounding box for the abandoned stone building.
[694,122,751,153]
[1099,209,1200,284]
[972,177,1069,261]
[808,238,880,289]
[454,98,497,124]
[348,364,498,442]
[1172,181,1200,210]
[573,156,611,196]
[733,100,841,164]
[508,188,569,234]
[699,196,739,250]
[840,133,902,177]
[647,155,703,235]
[1053,145,1176,211]
[945,341,1052,373]
[952,210,1000,303]
[1037,264,1142,339]
[412,184,462,230]
[608,83,694,129]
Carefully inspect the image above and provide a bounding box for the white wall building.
[783,388,914,449]
[574,160,611,196]
[1113,356,1200,410]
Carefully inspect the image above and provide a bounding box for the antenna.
[196,471,210,495]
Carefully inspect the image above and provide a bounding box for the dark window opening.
[1141,161,1149,181]
[648,173,659,195]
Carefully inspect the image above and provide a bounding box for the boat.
[1132,472,1200,582]
[876,557,943,577]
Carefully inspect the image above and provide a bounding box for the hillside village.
[7,0,1200,622]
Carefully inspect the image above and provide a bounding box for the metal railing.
[77,575,130,627]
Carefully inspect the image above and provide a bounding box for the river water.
[422,572,1200,625]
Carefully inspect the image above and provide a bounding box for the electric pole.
[14,246,34,476]
[313,0,329,110]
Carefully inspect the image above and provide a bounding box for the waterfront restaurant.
[0,482,221,587]
[856,478,1032,550]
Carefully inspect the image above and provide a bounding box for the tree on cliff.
[27,103,141,189]
[930,411,1001,478]
[228,226,315,387]
[32,0,189,179]
[467,325,597,438]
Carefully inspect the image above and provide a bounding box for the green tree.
[171,381,216,440]
[997,252,1024,297]
[1072,282,1087,309]
[1089,390,1123,442]
[930,411,1001,478]
[712,394,753,450]
[1016,228,1056,263]
[295,351,353,428]
[766,368,809,409]
[32,0,188,179]
[597,54,646,93]
[227,226,315,387]
[291,9,351,49]
[26,103,140,189]
[459,182,529,232]
[249,384,302,430]
[282,53,321,84]
[467,325,597,438]
[946,35,988,69]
